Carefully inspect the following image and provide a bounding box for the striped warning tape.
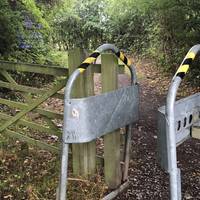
[78,50,131,73]
[175,51,196,79]
[115,51,132,67]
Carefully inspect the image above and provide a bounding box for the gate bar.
[166,44,200,200]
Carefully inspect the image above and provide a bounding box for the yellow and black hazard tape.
[77,50,131,73]
[175,51,196,79]
[115,51,132,67]
[78,51,100,73]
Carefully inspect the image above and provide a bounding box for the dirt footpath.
[117,59,200,200]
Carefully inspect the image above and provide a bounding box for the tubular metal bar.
[59,44,138,200]
[58,70,80,200]
[166,77,182,200]
[77,43,136,85]
[166,44,200,200]
[59,143,69,200]
[96,44,137,85]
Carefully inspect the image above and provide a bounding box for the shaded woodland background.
[1,0,200,82]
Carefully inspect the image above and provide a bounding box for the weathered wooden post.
[68,48,96,176]
[192,127,200,139]
[101,53,122,188]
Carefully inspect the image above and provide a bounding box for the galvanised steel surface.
[64,85,139,143]
[58,43,139,200]
[157,44,200,200]
[158,92,200,171]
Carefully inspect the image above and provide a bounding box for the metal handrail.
[59,43,137,200]
[166,44,200,200]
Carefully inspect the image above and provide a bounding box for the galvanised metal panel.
[63,85,139,143]
[157,92,200,171]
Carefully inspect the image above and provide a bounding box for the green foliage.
[105,0,150,53]
[1,0,200,83]
[51,0,106,50]
[0,0,52,64]
[149,0,200,76]
[105,0,200,83]
[0,0,23,56]
[46,50,68,66]
[22,0,50,29]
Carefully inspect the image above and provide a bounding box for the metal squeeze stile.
[58,44,139,200]
[157,44,200,200]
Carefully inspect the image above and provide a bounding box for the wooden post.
[101,53,122,189]
[192,127,200,139]
[68,48,96,177]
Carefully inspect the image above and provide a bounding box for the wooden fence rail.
[0,60,68,153]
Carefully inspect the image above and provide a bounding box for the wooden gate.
[0,61,68,153]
